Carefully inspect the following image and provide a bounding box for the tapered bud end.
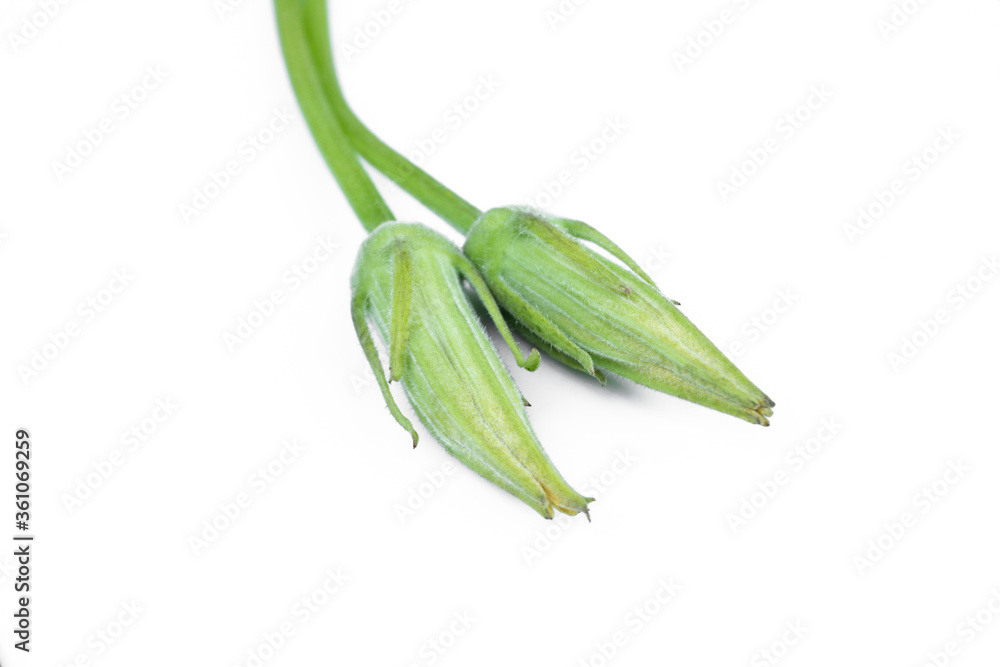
[464,207,774,426]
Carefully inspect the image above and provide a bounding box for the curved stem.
[301,0,482,234]
[275,0,393,232]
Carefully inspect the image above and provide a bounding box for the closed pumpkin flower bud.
[351,222,593,518]
[463,207,775,426]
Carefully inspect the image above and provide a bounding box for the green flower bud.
[350,222,593,518]
[463,207,775,426]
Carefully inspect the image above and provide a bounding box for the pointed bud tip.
[753,398,775,426]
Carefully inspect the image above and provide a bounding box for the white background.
[2,0,999,665]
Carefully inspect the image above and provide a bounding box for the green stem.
[300,0,482,234]
[275,0,393,232]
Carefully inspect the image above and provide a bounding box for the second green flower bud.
[463,207,775,426]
